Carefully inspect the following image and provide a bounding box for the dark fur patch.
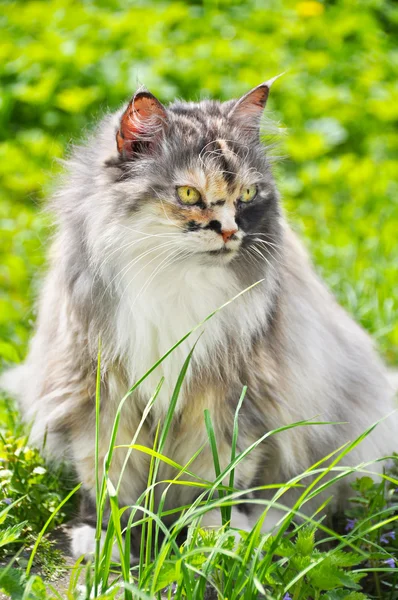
[186,220,201,232]
[204,220,222,234]
[78,489,103,529]
[215,140,237,189]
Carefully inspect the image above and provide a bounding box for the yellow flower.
[296,1,324,17]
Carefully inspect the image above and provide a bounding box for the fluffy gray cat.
[2,80,397,559]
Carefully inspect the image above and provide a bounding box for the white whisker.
[104,240,179,302]
[131,247,185,307]
[118,223,181,238]
[252,238,285,262]
[117,245,181,311]
[249,245,277,274]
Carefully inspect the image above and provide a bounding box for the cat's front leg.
[69,490,140,563]
[69,491,120,562]
[70,523,122,562]
[200,505,252,532]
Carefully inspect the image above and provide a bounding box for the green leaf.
[0,566,25,600]
[295,525,315,556]
[0,522,27,548]
[324,591,369,600]
[358,477,375,494]
[308,559,362,591]
[152,562,177,593]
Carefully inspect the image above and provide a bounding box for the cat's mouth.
[206,247,234,256]
[200,246,239,264]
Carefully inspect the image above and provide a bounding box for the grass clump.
[0,401,74,546]
[0,389,397,599]
[0,287,397,600]
[0,397,75,586]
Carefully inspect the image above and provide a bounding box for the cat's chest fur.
[110,259,267,413]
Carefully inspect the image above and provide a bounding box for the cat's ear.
[116,90,167,157]
[229,75,281,130]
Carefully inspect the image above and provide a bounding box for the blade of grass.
[67,555,85,597]
[106,477,131,600]
[117,444,204,481]
[204,408,227,525]
[146,341,199,577]
[227,386,247,523]
[94,338,101,596]
[154,444,206,564]
[140,423,160,582]
[0,495,27,524]
[116,378,164,494]
[97,519,116,591]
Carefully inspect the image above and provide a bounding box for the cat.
[2,80,397,560]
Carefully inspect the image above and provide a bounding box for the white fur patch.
[200,505,284,536]
[201,507,251,531]
[100,211,271,415]
[69,524,122,562]
[248,505,286,533]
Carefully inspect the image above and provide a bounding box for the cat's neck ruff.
[111,255,268,413]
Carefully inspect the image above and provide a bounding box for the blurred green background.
[0,0,397,368]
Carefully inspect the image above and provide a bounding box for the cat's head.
[101,81,282,269]
[72,81,283,300]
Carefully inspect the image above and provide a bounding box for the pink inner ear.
[247,86,270,109]
[117,93,167,155]
[231,84,270,122]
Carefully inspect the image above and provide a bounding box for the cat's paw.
[69,524,121,562]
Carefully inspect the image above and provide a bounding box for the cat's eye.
[239,185,257,203]
[176,186,202,205]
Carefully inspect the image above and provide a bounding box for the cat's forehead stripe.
[196,138,238,194]
[214,139,238,191]
[216,139,236,163]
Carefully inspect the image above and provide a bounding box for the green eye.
[240,185,257,203]
[176,186,202,205]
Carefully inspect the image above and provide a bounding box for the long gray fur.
[2,83,397,555]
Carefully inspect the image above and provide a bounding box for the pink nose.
[221,228,238,243]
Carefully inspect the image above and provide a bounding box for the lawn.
[0,0,397,598]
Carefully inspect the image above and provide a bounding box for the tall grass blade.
[94,339,102,596]
[204,408,227,525]
[227,386,247,523]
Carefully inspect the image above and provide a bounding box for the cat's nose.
[221,228,238,243]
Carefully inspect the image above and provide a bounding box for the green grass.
[1,295,398,599]
[1,358,397,599]
[0,0,397,597]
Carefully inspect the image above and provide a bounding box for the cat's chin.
[207,247,234,256]
[198,247,238,265]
